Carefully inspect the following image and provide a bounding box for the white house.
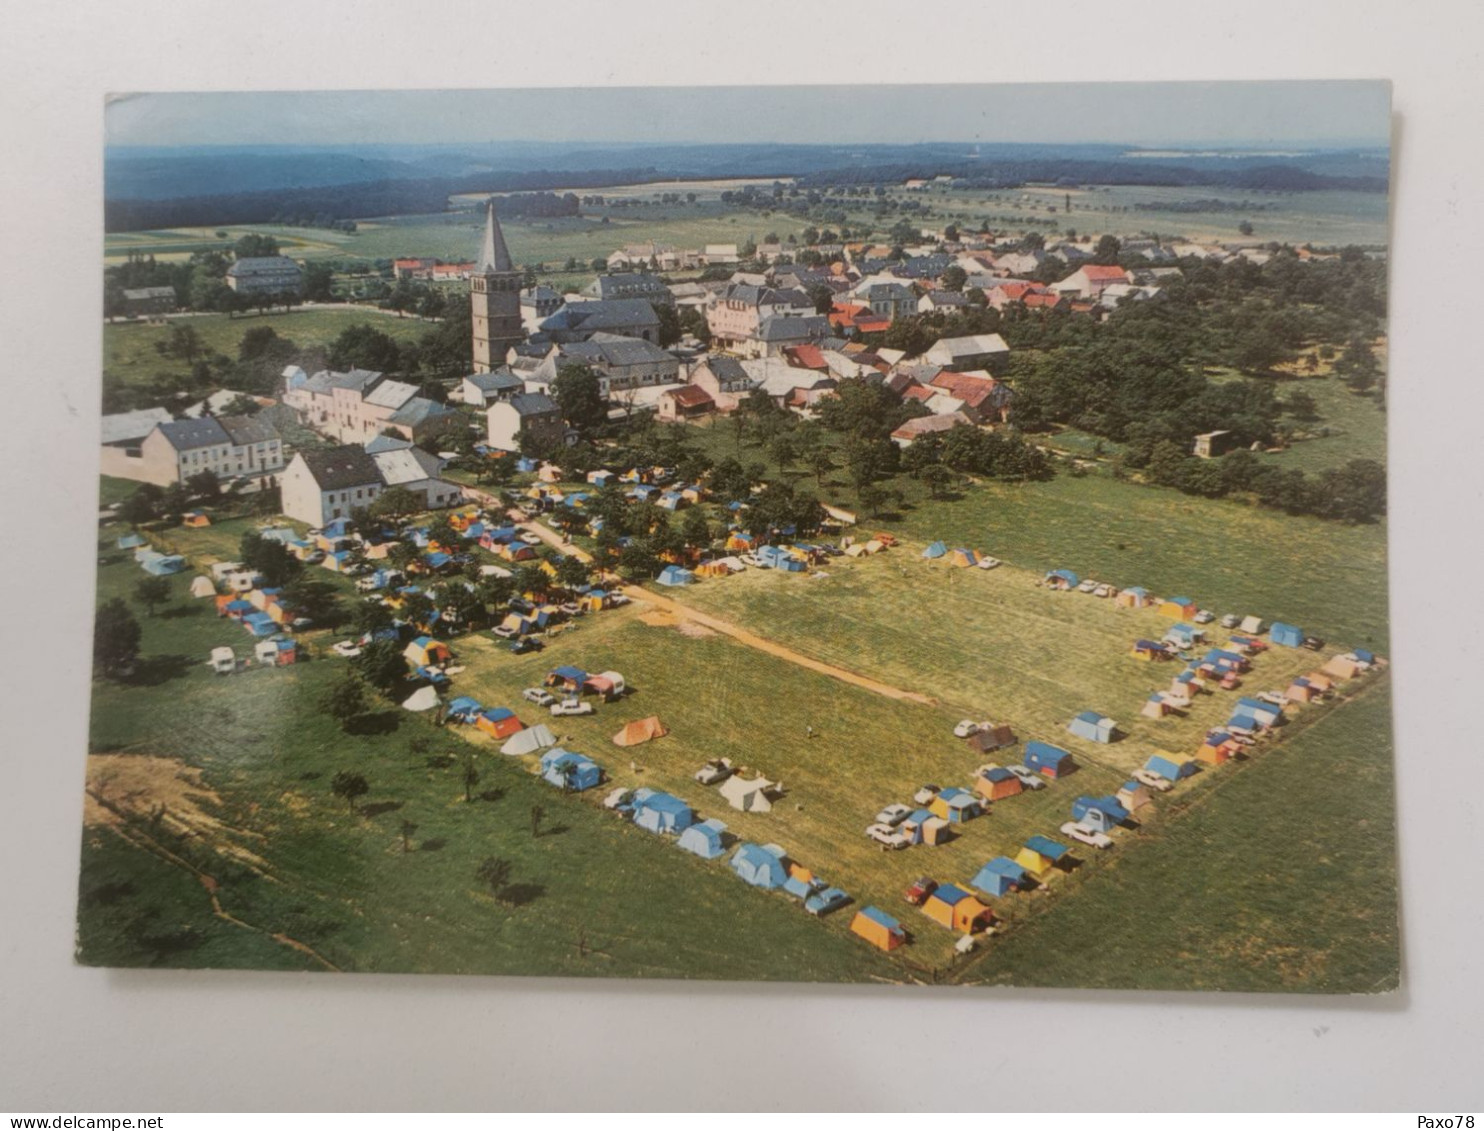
[279,445,385,527]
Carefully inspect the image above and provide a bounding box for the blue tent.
[922,541,947,559]
[676,818,727,859]
[1046,568,1079,588]
[1071,795,1130,833]
[116,533,146,550]
[516,457,538,472]
[1165,623,1199,648]
[1353,648,1376,664]
[1023,835,1070,863]
[425,551,452,569]
[142,554,186,576]
[782,875,816,900]
[1145,753,1198,782]
[1024,740,1075,778]
[1237,697,1284,726]
[322,518,351,539]
[1270,622,1303,647]
[971,856,1027,898]
[1227,713,1262,733]
[223,599,253,616]
[1068,711,1116,743]
[540,749,602,792]
[631,788,694,834]
[242,612,276,636]
[445,696,483,723]
[935,787,982,823]
[730,843,788,889]
[656,565,695,587]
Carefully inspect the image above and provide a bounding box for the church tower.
[470,199,524,372]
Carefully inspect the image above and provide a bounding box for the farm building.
[1115,586,1150,609]
[1024,741,1075,778]
[1045,569,1079,590]
[476,708,524,740]
[966,724,1017,753]
[922,883,994,934]
[731,843,789,889]
[676,818,727,859]
[850,906,906,951]
[1270,622,1304,647]
[500,723,557,756]
[971,856,1027,898]
[1068,711,1117,744]
[539,749,603,792]
[612,716,669,746]
[1014,835,1070,881]
[1115,780,1153,813]
[1159,597,1199,619]
[718,775,775,813]
[1071,795,1129,834]
[900,810,951,846]
[1131,639,1170,661]
[656,565,695,587]
[929,787,982,824]
[631,789,694,835]
[1321,655,1364,680]
[1144,753,1199,783]
[972,766,1023,802]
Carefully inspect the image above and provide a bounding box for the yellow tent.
[1014,845,1058,881]
[612,716,669,747]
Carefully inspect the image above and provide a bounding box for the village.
[88,187,1391,978]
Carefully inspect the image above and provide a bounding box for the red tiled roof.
[666,385,714,408]
[929,370,1000,408]
[1081,265,1131,281]
[1023,292,1063,308]
[902,384,936,403]
[784,344,828,370]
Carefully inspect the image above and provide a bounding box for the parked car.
[1061,821,1113,849]
[804,887,851,917]
[865,824,910,850]
[874,803,912,827]
[492,625,517,639]
[1302,636,1326,651]
[521,688,555,706]
[1076,579,1099,594]
[694,758,734,785]
[1219,613,1241,629]
[559,602,583,617]
[912,784,941,806]
[510,637,543,655]
[330,640,362,659]
[1094,584,1115,598]
[608,593,631,606]
[1193,609,1215,624]
[953,719,983,739]
[550,697,594,717]
[1225,724,1256,738]
[289,617,314,630]
[1255,691,1287,707]
[1005,766,1047,790]
[1132,768,1174,792]
[976,557,1002,570]
[904,877,938,906]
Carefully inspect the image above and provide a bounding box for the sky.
[105,81,1392,150]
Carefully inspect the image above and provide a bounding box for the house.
[971,857,1027,898]
[676,818,727,860]
[923,333,1010,375]
[533,334,681,396]
[688,356,759,413]
[584,273,673,305]
[488,392,567,453]
[98,407,175,482]
[850,906,907,951]
[536,299,662,344]
[369,446,462,511]
[1054,264,1131,300]
[1014,835,1070,881]
[918,290,971,315]
[120,286,177,317]
[706,283,814,352]
[280,445,384,526]
[225,256,302,296]
[864,282,917,320]
[1270,622,1304,647]
[657,384,715,422]
[927,369,1014,424]
[519,285,565,332]
[1193,430,1239,459]
[921,883,993,934]
[1068,711,1117,744]
[104,414,286,487]
[460,369,525,408]
[630,789,694,835]
[1024,740,1075,778]
[730,842,788,889]
[539,749,603,792]
[890,412,973,448]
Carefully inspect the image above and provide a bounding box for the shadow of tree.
[299,770,322,781]
[123,654,194,686]
[425,754,456,770]
[419,838,447,852]
[159,604,204,620]
[360,800,404,818]
[478,788,506,803]
[346,711,399,736]
[498,882,546,908]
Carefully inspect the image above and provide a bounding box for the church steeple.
[477,198,514,274]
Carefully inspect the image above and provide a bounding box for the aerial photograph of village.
[81,82,1396,992]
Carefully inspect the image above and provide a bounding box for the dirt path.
[507,517,937,706]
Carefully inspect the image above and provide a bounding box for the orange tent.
[1321,656,1363,680]
[850,907,906,951]
[612,716,669,747]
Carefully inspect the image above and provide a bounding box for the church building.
[470,199,525,371]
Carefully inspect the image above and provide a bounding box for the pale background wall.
[2,0,1481,1112]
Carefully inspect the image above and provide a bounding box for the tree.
[158,323,204,365]
[370,486,422,522]
[769,432,797,477]
[918,463,956,500]
[330,770,370,814]
[321,672,370,732]
[556,554,591,590]
[857,483,888,518]
[530,804,546,838]
[552,363,608,439]
[475,856,514,905]
[93,598,141,678]
[328,323,404,373]
[1238,220,1255,236]
[133,576,172,617]
[184,470,221,502]
[353,638,409,697]
[1333,336,1381,393]
[234,233,280,259]
[281,575,344,632]
[461,756,480,803]
[399,819,418,853]
[940,265,968,292]
[119,484,164,527]
[1094,234,1122,264]
[239,530,302,588]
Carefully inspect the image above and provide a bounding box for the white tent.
[719,775,775,813]
[190,575,217,598]
[500,723,557,756]
[209,647,236,674]
[1239,616,1266,635]
[401,686,440,712]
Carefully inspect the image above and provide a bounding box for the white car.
[953,719,983,739]
[1077,579,1099,594]
[1061,821,1113,849]
[522,688,555,706]
[976,557,1002,570]
[330,640,362,658]
[912,784,941,806]
[1193,609,1216,624]
[1255,691,1287,706]
[1132,768,1174,792]
[608,593,631,606]
[550,698,594,717]
[1219,613,1241,629]
[1094,584,1115,598]
[874,803,913,827]
[865,824,911,850]
[1005,766,1047,791]
[492,625,517,639]
[694,758,734,785]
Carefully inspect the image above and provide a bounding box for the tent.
[948,548,979,568]
[585,671,626,700]
[1198,732,1238,765]
[972,766,1023,802]
[403,636,451,668]
[476,708,524,740]
[1237,697,1284,727]
[1321,655,1363,680]
[1071,795,1129,834]
[445,696,484,724]
[1144,753,1198,782]
[731,842,788,889]
[1130,639,1169,661]
[116,533,146,550]
[401,686,440,712]
[1014,835,1069,881]
[1024,740,1075,778]
[1286,677,1320,703]
[971,857,1027,898]
[209,647,236,675]
[966,724,1017,753]
[1068,711,1116,744]
[928,787,982,824]
[220,597,252,618]
[613,716,669,746]
[1115,586,1150,608]
[189,575,217,598]
[1141,693,1175,719]
[142,554,186,576]
[1163,623,1201,650]
[1045,569,1079,590]
[500,723,557,756]
[242,612,276,637]
[676,818,727,859]
[539,749,603,792]
[182,511,211,527]
[922,883,993,934]
[1270,622,1304,647]
[656,565,695,587]
[921,541,948,560]
[631,789,694,835]
[1159,597,1198,619]
[900,809,951,846]
[1116,780,1153,813]
[718,775,775,813]
[851,906,906,951]
[1239,616,1267,635]
[546,666,588,692]
[1353,648,1377,666]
